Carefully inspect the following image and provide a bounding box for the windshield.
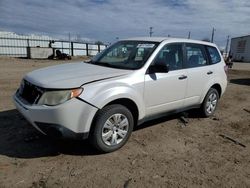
[90,40,159,70]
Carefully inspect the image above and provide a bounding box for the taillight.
[224,65,228,75]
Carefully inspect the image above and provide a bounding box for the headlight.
[37,88,83,106]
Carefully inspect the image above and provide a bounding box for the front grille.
[17,80,44,104]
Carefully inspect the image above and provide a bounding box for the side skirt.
[137,104,201,125]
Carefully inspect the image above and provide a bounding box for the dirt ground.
[0,57,250,188]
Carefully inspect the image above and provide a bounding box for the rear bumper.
[13,94,98,139]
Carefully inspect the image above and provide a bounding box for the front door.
[144,43,187,116]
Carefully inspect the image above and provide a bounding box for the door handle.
[207,71,213,75]
[178,75,187,80]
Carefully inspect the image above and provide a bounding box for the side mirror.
[148,63,169,74]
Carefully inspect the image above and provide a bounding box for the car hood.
[24,62,132,89]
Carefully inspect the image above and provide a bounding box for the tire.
[90,104,134,153]
[200,88,219,117]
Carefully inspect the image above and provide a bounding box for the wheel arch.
[89,98,140,140]
[210,83,222,98]
[103,98,139,125]
[90,98,139,132]
[200,83,221,117]
[200,82,222,104]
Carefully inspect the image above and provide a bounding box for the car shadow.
[135,114,179,131]
[0,109,100,159]
[230,78,250,86]
[0,109,201,159]
[134,110,200,131]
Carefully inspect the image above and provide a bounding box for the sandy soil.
[0,57,250,188]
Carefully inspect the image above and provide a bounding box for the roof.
[122,37,216,46]
[125,37,169,42]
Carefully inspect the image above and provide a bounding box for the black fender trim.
[35,122,89,140]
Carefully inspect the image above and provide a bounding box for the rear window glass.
[185,44,208,68]
[207,46,221,64]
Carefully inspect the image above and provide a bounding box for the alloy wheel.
[206,92,218,114]
[101,113,129,146]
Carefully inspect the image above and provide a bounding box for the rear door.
[206,45,224,81]
[183,43,213,107]
[144,43,188,116]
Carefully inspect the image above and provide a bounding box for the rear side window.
[185,44,208,68]
[207,46,221,64]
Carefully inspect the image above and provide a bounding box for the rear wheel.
[200,88,219,117]
[90,104,134,153]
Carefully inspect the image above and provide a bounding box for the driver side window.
[154,43,183,71]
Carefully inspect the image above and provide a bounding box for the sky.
[0,0,250,48]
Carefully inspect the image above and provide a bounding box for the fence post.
[86,43,89,56]
[71,42,74,56]
[98,44,100,53]
[61,41,63,53]
[27,39,30,58]
[27,39,30,47]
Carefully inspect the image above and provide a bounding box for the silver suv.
[14,37,227,152]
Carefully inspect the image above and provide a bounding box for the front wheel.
[90,104,134,153]
[200,88,219,117]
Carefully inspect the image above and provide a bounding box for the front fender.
[79,81,146,120]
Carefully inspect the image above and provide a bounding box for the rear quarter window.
[207,46,221,64]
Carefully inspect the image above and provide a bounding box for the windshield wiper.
[92,61,134,70]
[94,62,118,68]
